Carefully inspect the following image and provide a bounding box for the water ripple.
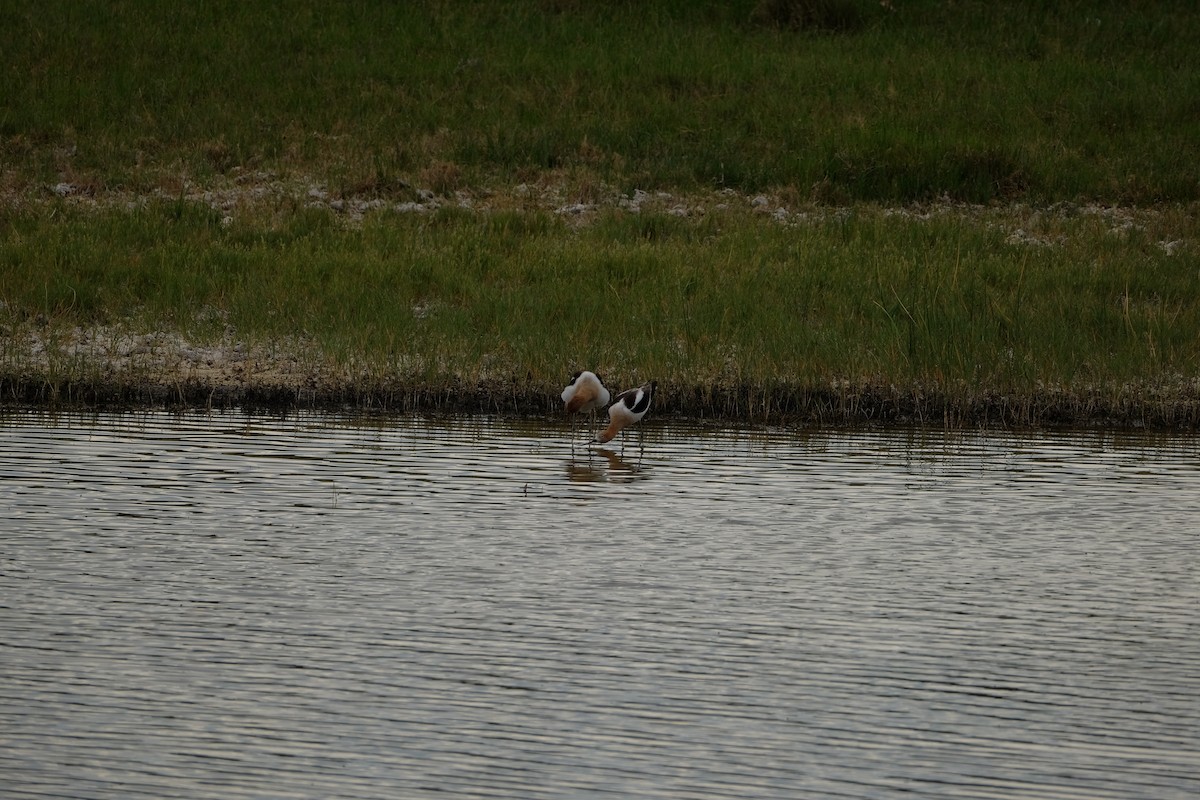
[2,410,1198,799]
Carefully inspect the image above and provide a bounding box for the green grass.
[2,0,1198,202]
[2,199,1197,422]
[2,0,1199,424]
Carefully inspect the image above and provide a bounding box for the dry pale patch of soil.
[12,168,1193,248]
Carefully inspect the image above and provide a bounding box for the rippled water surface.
[2,410,1198,799]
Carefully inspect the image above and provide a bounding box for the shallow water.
[2,410,1198,799]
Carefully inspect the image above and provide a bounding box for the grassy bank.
[1,1,1199,425]
[3,198,1197,425]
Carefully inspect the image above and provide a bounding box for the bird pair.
[561,371,656,444]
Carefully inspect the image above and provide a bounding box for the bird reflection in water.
[564,446,648,483]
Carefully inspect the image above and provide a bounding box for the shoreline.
[4,188,1196,431]
[4,368,1198,430]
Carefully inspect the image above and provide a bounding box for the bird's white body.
[561,370,610,415]
[595,381,655,444]
[562,371,611,441]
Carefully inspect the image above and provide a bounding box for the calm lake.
[2,409,1198,799]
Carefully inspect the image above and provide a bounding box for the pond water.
[1,409,1198,800]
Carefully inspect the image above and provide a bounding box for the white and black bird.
[561,370,611,439]
[594,381,656,444]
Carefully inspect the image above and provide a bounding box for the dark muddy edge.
[3,375,1198,430]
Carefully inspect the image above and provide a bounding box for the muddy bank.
[3,323,1199,427]
[4,368,1199,430]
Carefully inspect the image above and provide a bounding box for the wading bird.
[594,381,656,444]
[561,370,611,440]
